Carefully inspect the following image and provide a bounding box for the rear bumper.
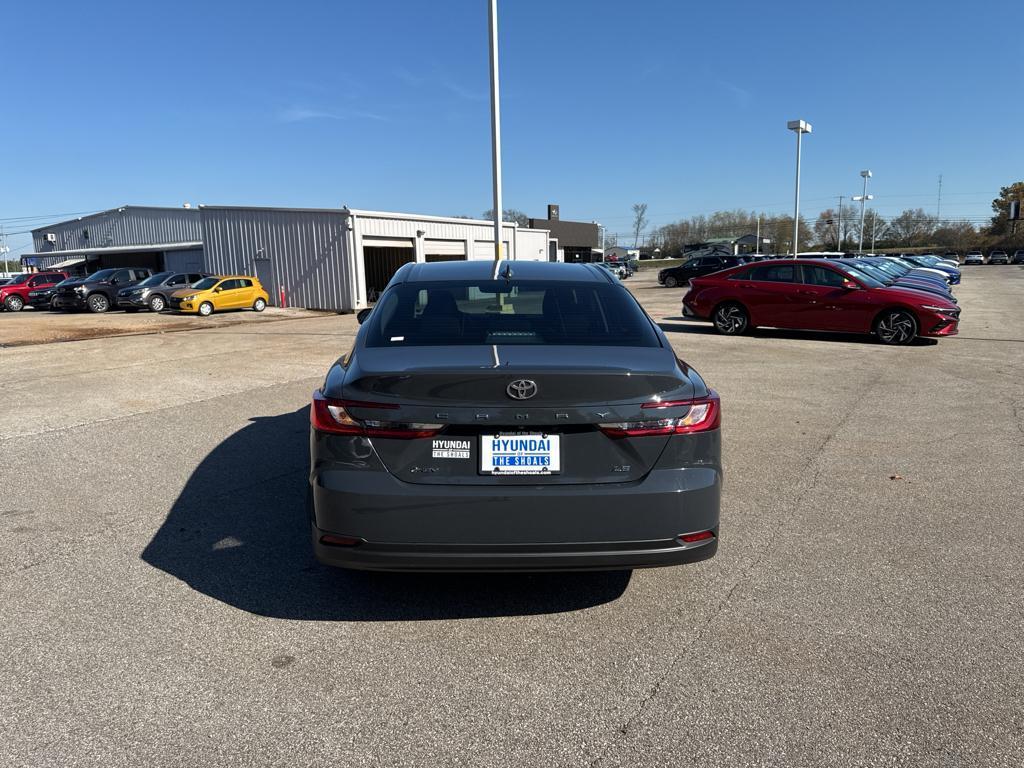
[310,458,721,572]
[312,525,718,572]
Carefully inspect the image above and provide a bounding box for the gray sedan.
[309,260,721,571]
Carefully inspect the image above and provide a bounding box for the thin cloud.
[278,105,388,123]
[395,65,484,101]
[441,79,485,102]
[720,81,752,108]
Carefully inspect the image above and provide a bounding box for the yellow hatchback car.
[171,275,270,316]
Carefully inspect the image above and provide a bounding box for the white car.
[880,257,955,283]
[964,251,984,265]
[920,253,960,269]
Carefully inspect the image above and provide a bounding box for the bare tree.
[631,203,648,248]
[482,208,530,227]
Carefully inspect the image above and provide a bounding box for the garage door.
[424,239,467,263]
[472,241,509,260]
[363,246,414,302]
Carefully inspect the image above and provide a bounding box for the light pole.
[853,169,873,253]
[487,0,503,262]
[787,119,812,257]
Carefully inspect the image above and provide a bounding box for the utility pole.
[871,215,877,253]
[937,174,943,221]
[755,215,761,255]
[837,195,844,251]
[487,0,503,262]
[0,226,9,274]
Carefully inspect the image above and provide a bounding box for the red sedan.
[682,259,960,345]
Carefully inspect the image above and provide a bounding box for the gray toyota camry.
[309,260,721,571]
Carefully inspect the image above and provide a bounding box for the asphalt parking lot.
[2,266,1022,767]
[0,305,327,348]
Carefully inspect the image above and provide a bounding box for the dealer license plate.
[480,433,560,475]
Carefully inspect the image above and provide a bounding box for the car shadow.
[141,407,631,621]
[658,319,937,346]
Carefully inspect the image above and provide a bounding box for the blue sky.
[3,0,1022,254]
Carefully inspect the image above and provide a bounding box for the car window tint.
[729,267,754,280]
[239,279,252,288]
[367,280,660,348]
[167,274,186,286]
[750,264,796,283]
[802,265,847,287]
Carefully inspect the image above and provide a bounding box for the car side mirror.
[842,280,860,290]
[214,287,223,293]
[356,308,372,324]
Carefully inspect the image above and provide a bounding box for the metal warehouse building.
[23,206,204,275]
[201,206,552,312]
[24,204,555,312]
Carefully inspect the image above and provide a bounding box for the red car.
[682,259,959,345]
[0,271,68,312]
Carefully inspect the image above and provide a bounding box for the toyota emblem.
[506,379,538,400]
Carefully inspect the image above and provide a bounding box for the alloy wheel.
[199,302,214,316]
[88,294,109,313]
[664,276,678,288]
[253,298,266,312]
[150,295,166,312]
[6,295,24,312]
[714,304,748,335]
[876,311,916,345]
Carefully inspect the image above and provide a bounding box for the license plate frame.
[479,433,561,476]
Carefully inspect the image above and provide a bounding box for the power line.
[0,209,103,223]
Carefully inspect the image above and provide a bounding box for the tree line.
[633,181,1024,256]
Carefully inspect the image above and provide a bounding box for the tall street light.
[488,0,503,262]
[853,169,873,254]
[787,120,812,257]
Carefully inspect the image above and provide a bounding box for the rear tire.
[198,301,214,317]
[253,297,267,312]
[87,294,110,313]
[149,295,166,312]
[4,295,25,312]
[712,302,750,335]
[663,275,679,288]
[875,309,917,345]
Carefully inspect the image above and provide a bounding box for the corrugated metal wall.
[162,248,205,273]
[23,254,69,271]
[201,207,354,312]
[32,207,201,252]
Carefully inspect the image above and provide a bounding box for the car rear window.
[366,280,660,347]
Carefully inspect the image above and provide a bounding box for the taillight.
[677,530,715,544]
[600,391,720,437]
[310,390,443,439]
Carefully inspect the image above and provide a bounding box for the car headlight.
[921,305,958,316]
[182,294,196,302]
